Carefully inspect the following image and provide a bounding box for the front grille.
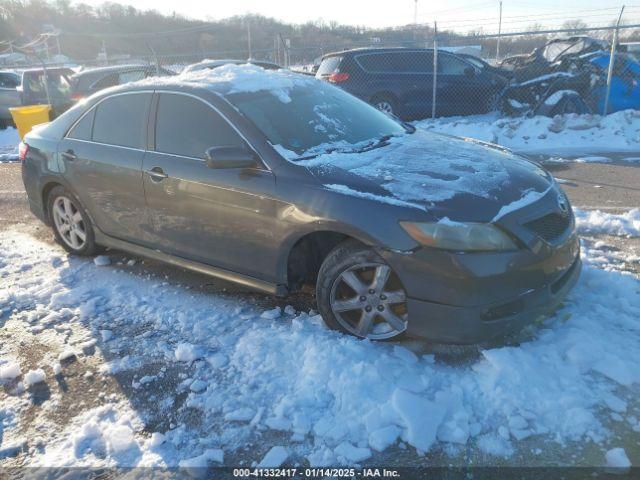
[524,212,571,242]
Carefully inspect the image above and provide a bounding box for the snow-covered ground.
[1,207,638,469]
[0,128,19,162]
[417,110,640,157]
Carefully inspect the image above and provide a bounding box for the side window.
[357,54,387,73]
[119,70,146,84]
[92,93,151,148]
[391,52,434,73]
[67,109,95,141]
[154,93,244,159]
[92,73,118,91]
[438,55,469,75]
[0,74,19,88]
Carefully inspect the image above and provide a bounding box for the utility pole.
[413,0,419,44]
[432,21,438,119]
[247,22,252,59]
[604,5,625,115]
[496,0,503,61]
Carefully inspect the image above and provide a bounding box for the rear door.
[0,73,20,120]
[142,92,277,278]
[58,91,155,244]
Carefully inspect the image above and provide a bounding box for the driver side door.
[142,91,279,280]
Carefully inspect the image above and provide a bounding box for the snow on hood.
[297,130,552,217]
[140,63,314,103]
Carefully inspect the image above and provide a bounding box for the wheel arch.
[280,228,370,292]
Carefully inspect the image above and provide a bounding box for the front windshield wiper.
[292,133,401,161]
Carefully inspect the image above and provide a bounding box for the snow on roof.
[139,63,314,103]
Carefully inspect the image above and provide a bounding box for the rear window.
[92,92,151,148]
[316,56,343,76]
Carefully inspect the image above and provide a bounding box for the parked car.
[183,59,281,74]
[20,67,77,117]
[69,64,175,102]
[499,36,610,82]
[315,47,509,119]
[0,70,21,128]
[499,38,640,116]
[21,66,580,343]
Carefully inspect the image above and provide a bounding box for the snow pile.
[0,127,19,162]
[605,447,632,468]
[417,110,640,156]
[23,369,46,386]
[0,230,639,467]
[575,208,640,237]
[0,361,21,380]
[258,446,289,468]
[139,63,314,104]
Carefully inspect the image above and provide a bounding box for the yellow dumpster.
[9,104,51,140]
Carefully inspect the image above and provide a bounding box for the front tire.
[47,186,99,256]
[316,240,408,340]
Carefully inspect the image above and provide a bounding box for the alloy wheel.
[375,100,394,115]
[52,196,87,250]
[330,262,408,340]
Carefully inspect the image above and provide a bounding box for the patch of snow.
[417,110,640,156]
[23,369,46,386]
[575,208,640,237]
[605,447,631,468]
[334,442,371,463]
[93,255,111,266]
[0,361,21,380]
[178,449,224,473]
[174,343,199,362]
[257,446,289,468]
[0,127,19,162]
[260,307,281,320]
[493,187,552,221]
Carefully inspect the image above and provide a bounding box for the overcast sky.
[71,0,632,32]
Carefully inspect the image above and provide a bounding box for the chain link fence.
[1,23,639,121]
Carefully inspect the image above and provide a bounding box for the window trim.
[64,90,154,152]
[150,90,270,172]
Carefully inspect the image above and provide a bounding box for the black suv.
[316,48,508,119]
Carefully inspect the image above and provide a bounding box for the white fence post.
[604,5,625,116]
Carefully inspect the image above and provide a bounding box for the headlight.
[400,220,518,252]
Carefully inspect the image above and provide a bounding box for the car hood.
[301,130,553,223]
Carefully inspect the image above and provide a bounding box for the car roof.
[89,64,311,100]
[184,59,281,72]
[321,47,449,60]
[72,64,156,78]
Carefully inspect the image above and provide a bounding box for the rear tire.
[316,240,408,340]
[47,186,100,256]
[371,94,397,117]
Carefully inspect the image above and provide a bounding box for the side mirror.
[464,66,476,77]
[205,146,258,169]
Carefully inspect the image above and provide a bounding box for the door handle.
[61,149,77,161]
[146,167,168,181]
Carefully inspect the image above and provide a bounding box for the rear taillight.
[328,72,350,83]
[71,93,84,102]
[18,142,28,162]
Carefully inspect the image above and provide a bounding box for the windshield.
[227,82,406,158]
